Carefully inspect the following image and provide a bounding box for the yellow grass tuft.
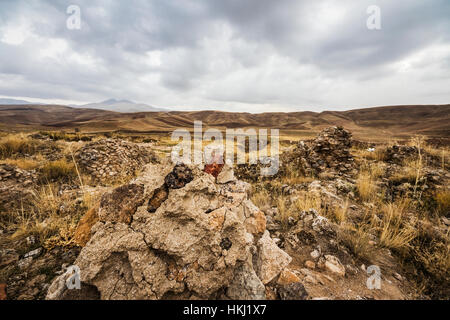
[39,159,77,182]
[356,171,377,202]
[0,134,37,159]
[294,191,322,214]
[435,189,450,216]
[378,200,417,251]
[1,158,41,170]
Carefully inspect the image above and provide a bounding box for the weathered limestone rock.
[255,231,292,284]
[226,261,266,300]
[324,255,346,277]
[217,164,236,184]
[47,161,291,300]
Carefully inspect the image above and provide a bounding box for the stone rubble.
[74,139,158,183]
[281,126,357,177]
[0,164,37,213]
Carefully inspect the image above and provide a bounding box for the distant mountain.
[0,98,37,105]
[73,99,166,113]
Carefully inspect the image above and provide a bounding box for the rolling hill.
[0,104,449,140]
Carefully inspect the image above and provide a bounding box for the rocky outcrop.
[281,126,357,177]
[74,139,158,183]
[47,161,292,300]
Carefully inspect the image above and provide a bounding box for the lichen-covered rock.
[98,184,145,224]
[226,261,266,300]
[278,282,309,300]
[47,161,291,300]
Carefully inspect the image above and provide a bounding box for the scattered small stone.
[305,261,316,269]
[310,249,320,259]
[345,264,359,276]
[278,282,309,300]
[324,255,346,277]
[23,247,42,259]
[393,272,403,281]
[26,235,36,245]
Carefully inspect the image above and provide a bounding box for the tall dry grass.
[0,134,38,159]
[377,200,417,251]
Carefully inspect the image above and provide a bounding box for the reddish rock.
[0,283,7,300]
[74,206,99,247]
[204,163,224,178]
[277,268,301,286]
[98,183,145,224]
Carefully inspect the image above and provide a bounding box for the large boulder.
[47,161,291,300]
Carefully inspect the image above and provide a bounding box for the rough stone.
[73,206,99,247]
[47,162,291,300]
[98,184,145,224]
[277,268,301,286]
[278,282,309,300]
[75,139,158,183]
[256,231,292,284]
[324,255,346,277]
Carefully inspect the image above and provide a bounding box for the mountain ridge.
[0,104,449,140]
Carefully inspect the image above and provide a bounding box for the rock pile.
[47,161,294,300]
[0,164,37,213]
[74,139,158,183]
[281,126,356,177]
[385,145,418,164]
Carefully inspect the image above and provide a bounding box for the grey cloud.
[0,0,449,111]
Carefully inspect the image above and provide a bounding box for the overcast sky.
[0,0,449,112]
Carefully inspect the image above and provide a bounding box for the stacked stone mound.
[385,145,418,164]
[281,126,356,177]
[0,164,37,213]
[75,139,158,183]
[47,161,294,300]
